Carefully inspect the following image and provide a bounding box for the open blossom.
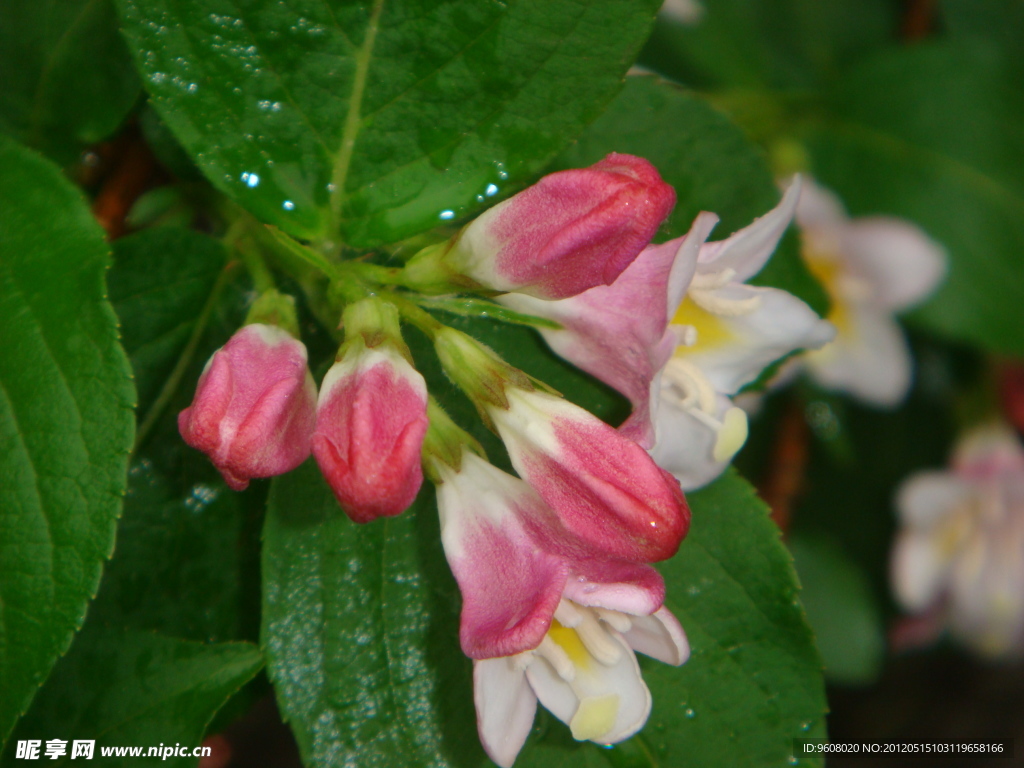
[503,180,834,489]
[475,603,688,767]
[796,179,946,406]
[405,153,676,300]
[892,425,1024,658]
[488,387,689,563]
[433,452,688,767]
[312,343,428,523]
[178,324,317,491]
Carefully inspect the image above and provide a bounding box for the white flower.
[474,599,688,768]
[796,180,946,407]
[893,425,1024,657]
[650,180,835,488]
[501,180,834,490]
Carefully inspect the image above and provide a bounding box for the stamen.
[537,635,576,682]
[554,599,583,628]
[662,358,717,414]
[689,287,762,317]
[596,608,633,634]
[690,268,737,290]
[575,610,622,666]
[672,324,698,347]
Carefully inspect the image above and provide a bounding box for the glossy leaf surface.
[0,135,135,742]
[116,0,660,245]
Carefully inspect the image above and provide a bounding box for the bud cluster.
[176,154,831,764]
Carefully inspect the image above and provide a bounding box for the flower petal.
[499,213,714,449]
[526,629,652,744]
[561,558,665,616]
[696,178,801,282]
[841,218,946,311]
[891,531,948,613]
[896,471,972,528]
[673,284,835,395]
[622,607,690,666]
[492,389,689,562]
[807,304,912,407]
[474,658,538,768]
[649,392,740,490]
[437,453,569,659]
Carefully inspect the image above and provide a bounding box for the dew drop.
[684,707,696,719]
[485,183,499,196]
[282,200,295,211]
[439,210,455,220]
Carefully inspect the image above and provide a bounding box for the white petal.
[648,395,733,490]
[474,658,538,768]
[891,531,948,613]
[667,212,718,313]
[795,178,849,233]
[622,607,690,666]
[841,219,946,311]
[806,304,912,407]
[896,471,971,528]
[697,178,801,282]
[676,284,835,395]
[526,631,652,745]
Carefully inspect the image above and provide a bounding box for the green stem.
[386,291,446,340]
[351,261,407,285]
[132,263,238,454]
[239,240,275,293]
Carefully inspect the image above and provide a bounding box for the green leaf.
[0,0,140,163]
[262,461,483,768]
[788,533,884,686]
[115,0,660,246]
[3,626,262,767]
[262,468,827,767]
[804,41,1024,354]
[555,76,828,317]
[639,0,897,91]
[641,471,826,767]
[0,135,135,743]
[108,228,228,416]
[87,456,256,644]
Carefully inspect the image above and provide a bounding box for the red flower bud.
[178,324,317,490]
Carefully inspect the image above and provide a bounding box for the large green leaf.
[0,136,135,742]
[262,466,826,768]
[556,76,828,319]
[108,228,228,415]
[262,461,481,768]
[804,41,1024,354]
[3,627,262,767]
[116,0,660,247]
[0,0,140,163]
[643,471,826,767]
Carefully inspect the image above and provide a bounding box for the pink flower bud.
[436,153,676,300]
[178,324,318,491]
[489,389,690,563]
[312,345,429,523]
